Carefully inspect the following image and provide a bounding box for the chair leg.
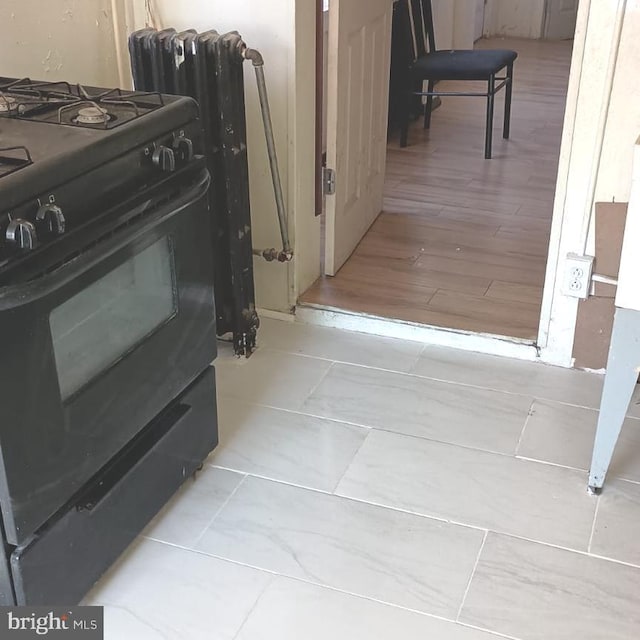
[424,80,435,129]
[485,74,496,159]
[503,63,514,139]
[400,91,411,148]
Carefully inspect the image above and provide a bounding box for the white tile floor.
[85,318,640,640]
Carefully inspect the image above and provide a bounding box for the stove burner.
[74,106,110,125]
[0,96,18,114]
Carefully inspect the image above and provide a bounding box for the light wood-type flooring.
[301,38,573,340]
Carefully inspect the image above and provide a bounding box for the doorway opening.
[300,0,577,344]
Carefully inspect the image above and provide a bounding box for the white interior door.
[544,0,579,40]
[324,0,393,276]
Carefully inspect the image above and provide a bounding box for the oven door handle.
[0,171,210,310]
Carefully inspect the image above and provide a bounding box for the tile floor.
[85,318,640,640]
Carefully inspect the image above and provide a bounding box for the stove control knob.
[173,135,194,163]
[152,145,176,173]
[36,204,66,236]
[6,219,37,250]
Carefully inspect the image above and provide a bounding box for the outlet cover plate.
[563,253,594,299]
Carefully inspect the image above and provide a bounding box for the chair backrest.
[406,0,437,60]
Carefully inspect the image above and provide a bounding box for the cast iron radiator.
[128,29,259,355]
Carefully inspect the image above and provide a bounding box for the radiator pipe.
[243,47,293,261]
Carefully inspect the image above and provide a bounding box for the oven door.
[0,168,216,546]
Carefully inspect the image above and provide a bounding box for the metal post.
[400,88,411,148]
[589,307,640,492]
[485,74,496,159]
[424,80,435,129]
[503,63,513,139]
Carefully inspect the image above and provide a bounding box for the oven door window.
[49,236,178,400]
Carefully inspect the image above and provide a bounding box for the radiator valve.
[253,248,293,262]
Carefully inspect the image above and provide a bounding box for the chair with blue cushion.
[398,0,518,159]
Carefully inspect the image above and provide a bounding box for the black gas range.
[0,77,219,605]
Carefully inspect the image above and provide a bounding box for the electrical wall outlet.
[563,253,594,299]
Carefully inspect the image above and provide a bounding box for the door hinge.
[323,167,336,195]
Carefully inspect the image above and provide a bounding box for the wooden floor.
[301,38,573,340]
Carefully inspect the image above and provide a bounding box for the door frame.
[294,0,584,366]
[296,0,626,367]
[537,0,628,366]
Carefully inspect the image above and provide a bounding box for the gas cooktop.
[0,77,198,176]
[0,75,205,272]
[0,77,165,130]
[0,76,201,212]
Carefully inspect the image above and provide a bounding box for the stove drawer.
[8,365,218,606]
[0,171,216,546]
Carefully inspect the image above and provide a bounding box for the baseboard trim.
[296,303,540,361]
[257,308,295,323]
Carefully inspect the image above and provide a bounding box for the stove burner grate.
[0,146,33,179]
[0,95,18,114]
[0,78,166,129]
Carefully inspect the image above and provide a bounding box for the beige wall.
[484,0,546,39]
[0,0,121,86]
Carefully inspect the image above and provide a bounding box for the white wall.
[152,0,317,313]
[0,0,121,86]
[432,0,475,49]
[616,140,640,311]
[595,3,640,204]
[484,0,546,39]
[474,0,486,41]
[453,0,477,48]
[539,0,640,366]
[431,0,455,48]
